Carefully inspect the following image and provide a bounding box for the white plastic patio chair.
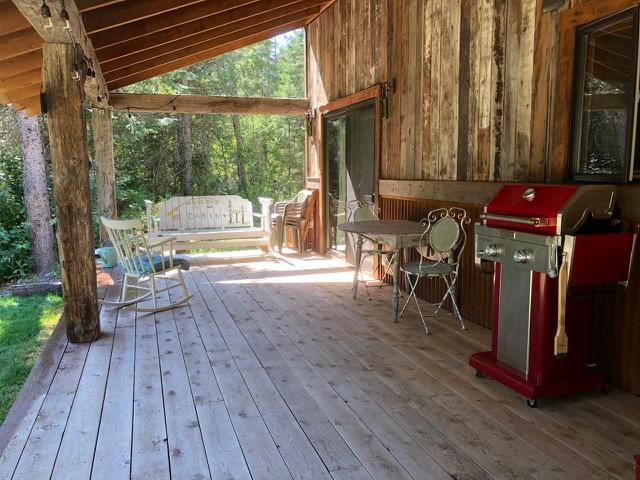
[100,217,192,313]
[347,200,397,301]
[399,207,470,334]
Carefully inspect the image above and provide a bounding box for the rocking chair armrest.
[147,236,177,249]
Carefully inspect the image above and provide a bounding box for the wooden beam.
[90,0,261,49]
[105,19,308,88]
[10,0,109,107]
[109,93,310,116]
[82,0,206,33]
[90,108,117,243]
[97,0,324,67]
[378,179,503,205]
[42,42,100,342]
[101,4,322,75]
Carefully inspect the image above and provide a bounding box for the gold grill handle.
[554,253,569,356]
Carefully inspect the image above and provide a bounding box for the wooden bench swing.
[144,195,273,251]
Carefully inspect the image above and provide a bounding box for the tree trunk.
[91,108,117,244]
[177,113,193,195]
[43,43,100,343]
[231,114,246,192]
[14,109,57,276]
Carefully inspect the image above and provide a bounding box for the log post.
[91,108,117,243]
[43,43,100,342]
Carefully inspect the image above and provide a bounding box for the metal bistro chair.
[400,207,470,334]
[347,200,398,301]
[100,217,193,313]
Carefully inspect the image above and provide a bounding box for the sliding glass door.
[324,100,375,258]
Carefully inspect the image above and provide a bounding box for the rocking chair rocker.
[100,217,193,313]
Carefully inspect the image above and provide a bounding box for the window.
[571,8,640,183]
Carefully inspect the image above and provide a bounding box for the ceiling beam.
[110,93,310,115]
[97,0,324,66]
[101,4,322,75]
[10,0,109,106]
[90,0,262,50]
[82,0,207,33]
[107,19,309,90]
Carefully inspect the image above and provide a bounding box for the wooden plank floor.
[1,252,639,479]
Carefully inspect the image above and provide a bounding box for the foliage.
[0,113,36,281]
[111,30,306,220]
[0,293,63,424]
[0,30,306,275]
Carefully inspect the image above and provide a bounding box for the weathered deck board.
[1,253,639,480]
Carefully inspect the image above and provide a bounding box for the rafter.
[107,19,309,90]
[82,0,207,33]
[0,49,42,78]
[101,4,322,75]
[97,0,324,65]
[0,27,41,62]
[105,15,310,85]
[90,0,262,49]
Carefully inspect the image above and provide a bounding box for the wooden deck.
[1,252,639,480]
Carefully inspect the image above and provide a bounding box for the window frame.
[569,7,640,183]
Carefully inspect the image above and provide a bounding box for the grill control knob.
[513,250,531,264]
[484,244,499,257]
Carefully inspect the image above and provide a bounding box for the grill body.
[469,184,636,401]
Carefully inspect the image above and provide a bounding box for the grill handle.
[480,213,549,227]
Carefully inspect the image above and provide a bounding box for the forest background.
[0,30,305,283]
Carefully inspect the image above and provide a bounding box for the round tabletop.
[338,219,424,235]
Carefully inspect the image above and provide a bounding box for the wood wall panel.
[306,0,541,182]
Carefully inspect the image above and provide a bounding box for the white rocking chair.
[100,217,193,313]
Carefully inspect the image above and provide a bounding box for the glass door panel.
[325,100,375,261]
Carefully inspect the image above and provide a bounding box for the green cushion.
[138,255,190,273]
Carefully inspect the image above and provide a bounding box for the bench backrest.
[148,195,254,231]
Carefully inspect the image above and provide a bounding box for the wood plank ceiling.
[0,0,334,114]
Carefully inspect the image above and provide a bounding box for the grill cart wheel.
[475,370,483,378]
[527,399,538,408]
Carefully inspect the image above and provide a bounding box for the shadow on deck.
[0,252,638,480]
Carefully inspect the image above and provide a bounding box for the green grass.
[0,294,63,424]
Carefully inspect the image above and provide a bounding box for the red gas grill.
[469,184,636,406]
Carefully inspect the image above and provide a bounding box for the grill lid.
[483,184,616,235]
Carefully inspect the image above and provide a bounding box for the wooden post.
[91,108,117,244]
[43,43,100,342]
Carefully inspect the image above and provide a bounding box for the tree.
[14,110,56,275]
[177,113,193,195]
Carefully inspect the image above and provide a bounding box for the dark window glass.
[571,9,639,182]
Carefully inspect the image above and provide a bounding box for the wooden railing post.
[43,43,100,343]
[91,108,117,244]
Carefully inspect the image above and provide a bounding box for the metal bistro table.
[338,219,425,322]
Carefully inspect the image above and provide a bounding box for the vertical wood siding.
[306,0,546,182]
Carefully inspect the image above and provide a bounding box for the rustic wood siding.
[306,0,545,182]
